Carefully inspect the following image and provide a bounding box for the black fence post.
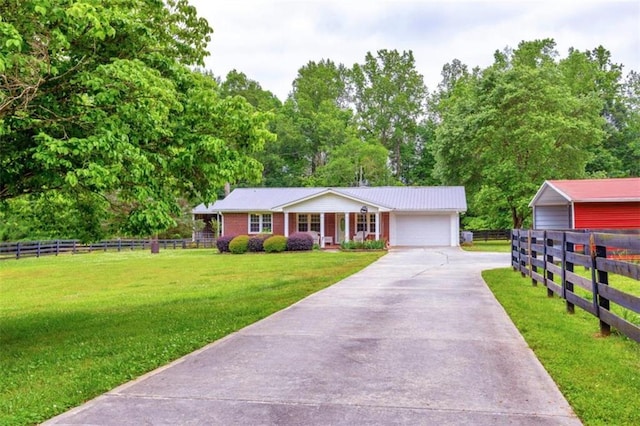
[565,236,575,314]
[37,241,41,258]
[546,234,554,298]
[594,242,611,336]
[511,230,517,270]
[531,233,537,286]
[16,242,21,259]
[56,240,60,256]
[520,230,527,277]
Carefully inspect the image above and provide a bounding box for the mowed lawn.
[483,269,640,425]
[0,249,385,425]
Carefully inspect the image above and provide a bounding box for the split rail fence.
[511,229,640,343]
[0,238,217,260]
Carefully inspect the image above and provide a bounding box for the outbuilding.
[193,186,467,247]
[529,178,640,230]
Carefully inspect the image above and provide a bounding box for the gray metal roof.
[193,186,467,213]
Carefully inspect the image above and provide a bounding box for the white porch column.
[320,212,325,248]
[192,214,196,241]
[284,212,289,237]
[345,212,350,242]
[375,212,380,241]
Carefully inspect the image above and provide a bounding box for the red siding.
[574,202,640,229]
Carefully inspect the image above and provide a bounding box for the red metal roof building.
[529,178,640,229]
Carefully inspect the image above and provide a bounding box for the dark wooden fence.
[466,229,511,241]
[511,229,640,343]
[0,238,217,260]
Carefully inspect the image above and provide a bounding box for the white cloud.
[189,0,640,100]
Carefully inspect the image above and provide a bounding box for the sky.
[188,0,640,100]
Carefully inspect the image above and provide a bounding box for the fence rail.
[465,229,511,241]
[511,229,640,343]
[0,238,217,260]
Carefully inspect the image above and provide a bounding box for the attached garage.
[390,213,457,246]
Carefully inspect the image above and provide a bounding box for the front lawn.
[483,268,640,425]
[461,240,511,252]
[0,249,384,425]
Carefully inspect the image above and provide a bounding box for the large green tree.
[256,59,354,186]
[0,0,272,237]
[349,49,428,182]
[433,39,605,228]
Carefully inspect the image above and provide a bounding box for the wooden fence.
[0,238,217,260]
[511,229,640,343]
[466,229,511,241]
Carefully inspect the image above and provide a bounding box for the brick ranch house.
[529,177,640,230]
[192,186,467,248]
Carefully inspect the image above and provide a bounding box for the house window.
[357,214,376,233]
[249,213,272,233]
[297,214,321,232]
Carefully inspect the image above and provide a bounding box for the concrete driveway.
[46,248,581,425]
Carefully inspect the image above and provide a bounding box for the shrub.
[287,232,314,251]
[340,239,386,250]
[263,235,287,253]
[216,234,236,253]
[229,235,250,254]
[248,234,271,252]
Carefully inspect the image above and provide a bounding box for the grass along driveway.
[0,249,384,425]
[483,268,640,425]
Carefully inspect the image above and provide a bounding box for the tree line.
[1,1,638,241]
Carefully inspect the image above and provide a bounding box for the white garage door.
[393,214,452,246]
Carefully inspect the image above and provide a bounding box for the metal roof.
[193,186,467,213]
[529,178,640,206]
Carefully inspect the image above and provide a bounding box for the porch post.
[375,212,380,241]
[320,212,325,248]
[284,212,289,237]
[345,212,350,242]
[192,214,195,241]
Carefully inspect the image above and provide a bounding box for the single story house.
[192,186,467,247]
[529,178,640,230]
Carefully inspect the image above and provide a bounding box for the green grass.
[0,249,385,425]
[461,240,512,252]
[483,268,640,425]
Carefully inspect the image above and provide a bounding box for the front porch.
[283,211,389,249]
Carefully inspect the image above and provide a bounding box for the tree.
[433,39,605,228]
[348,49,428,181]
[258,59,354,187]
[219,69,281,112]
[310,137,395,187]
[0,0,273,237]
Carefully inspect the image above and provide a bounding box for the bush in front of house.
[263,235,288,253]
[286,232,314,251]
[229,235,250,254]
[340,239,386,250]
[248,234,271,252]
[216,234,236,253]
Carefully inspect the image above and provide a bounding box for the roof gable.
[530,178,640,206]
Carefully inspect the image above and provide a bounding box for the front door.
[337,213,345,243]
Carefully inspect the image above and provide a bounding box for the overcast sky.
[189,0,640,100]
